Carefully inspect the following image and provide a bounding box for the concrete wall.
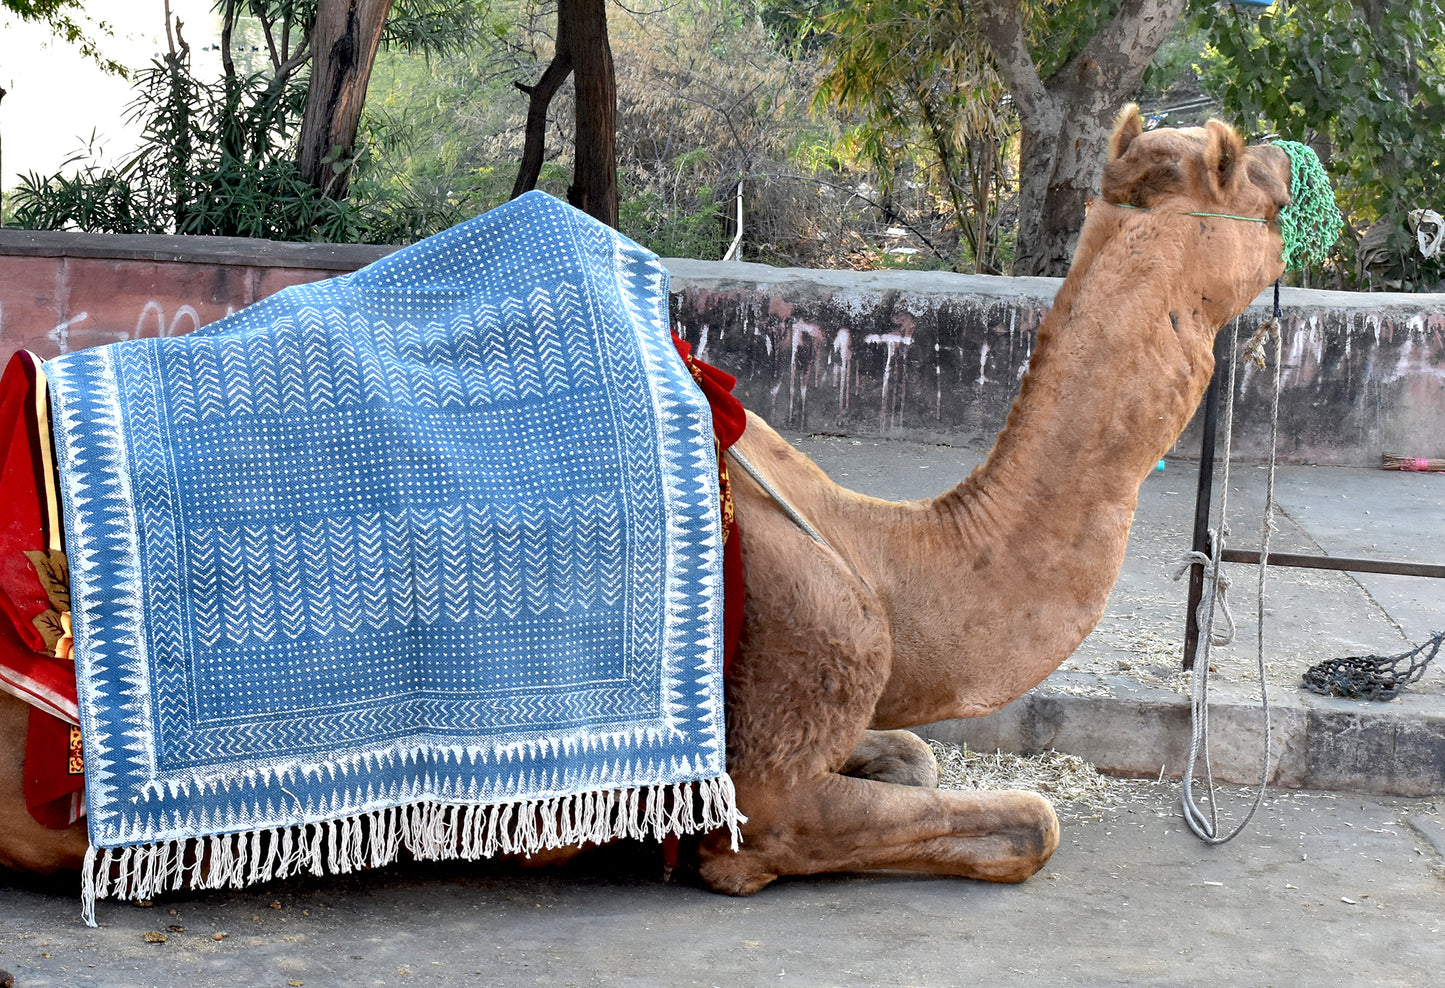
[668,259,1445,465]
[4,228,1444,465]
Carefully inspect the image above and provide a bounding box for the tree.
[812,0,1013,272]
[1199,0,1445,290]
[978,0,1188,276]
[297,0,396,199]
[510,0,617,228]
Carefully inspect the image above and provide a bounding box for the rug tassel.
[80,845,100,927]
[80,773,746,922]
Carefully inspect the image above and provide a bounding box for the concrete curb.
[918,671,1445,797]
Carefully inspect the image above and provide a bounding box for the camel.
[0,106,1293,896]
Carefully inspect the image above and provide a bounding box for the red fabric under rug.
[25,697,84,828]
[0,350,84,828]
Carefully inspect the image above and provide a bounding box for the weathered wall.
[0,229,397,356]
[667,259,1445,465]
[3,228,1443,465]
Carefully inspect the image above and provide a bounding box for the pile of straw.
[928,740,1123,809]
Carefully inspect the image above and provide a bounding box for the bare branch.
[511,30,575,199]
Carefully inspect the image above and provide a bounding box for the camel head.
[1099,104,1292,315]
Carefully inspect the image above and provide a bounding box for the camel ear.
[1110,104,1143,160]
[1204,119,1244,190]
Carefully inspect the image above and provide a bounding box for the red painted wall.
[0,229,393,358]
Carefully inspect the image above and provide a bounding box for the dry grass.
[929,739,1127,821]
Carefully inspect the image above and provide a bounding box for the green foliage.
[810,0,1013,272]
[383,0,493,56]
[10,0,502,243]
[1022,0,1123,80]
[621,182,727,260]
[756,0,847,55]
[12,0,1207,270]
[353,3,538,237]
[1196,0,1445,289]
[10,49,376,239]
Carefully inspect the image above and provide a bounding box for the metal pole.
[1219,549,1445,580]
[1183,332,1229,670]
[723,180,743,261]
[0,83,7,228]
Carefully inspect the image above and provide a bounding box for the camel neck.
[954,223,1217,526]
[868,217,1226,726]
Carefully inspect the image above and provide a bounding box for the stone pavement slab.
[0,784,1440,987]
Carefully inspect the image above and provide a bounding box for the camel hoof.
[992,791,1060,883]
[697,843,776,896]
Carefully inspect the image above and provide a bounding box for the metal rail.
[1182,333,1445,669]
[1217,548,1445,580]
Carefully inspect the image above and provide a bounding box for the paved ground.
[1,784,1441,987]
[3,436,1444,986]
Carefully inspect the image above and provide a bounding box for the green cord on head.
[1273,140,1344,269]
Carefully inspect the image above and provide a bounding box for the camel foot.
[697,844,778,896]
[841,729,939,788]
[699,774,1059,893]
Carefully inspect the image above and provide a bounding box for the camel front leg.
[841,729,939,788]
[698,772,1059,896]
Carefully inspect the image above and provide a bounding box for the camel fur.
[0,107,1292,894]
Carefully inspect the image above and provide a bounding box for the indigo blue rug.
[45,192,739,922]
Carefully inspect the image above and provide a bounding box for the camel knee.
[840,730,939,788]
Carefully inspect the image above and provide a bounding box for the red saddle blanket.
[1,335,745,830]
[0,351,83,828]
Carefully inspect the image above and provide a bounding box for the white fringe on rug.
[80,775,743,926]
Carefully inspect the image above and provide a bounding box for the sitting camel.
[0,106,1292,894]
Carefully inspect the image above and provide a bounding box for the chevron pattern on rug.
[44,193,738,921]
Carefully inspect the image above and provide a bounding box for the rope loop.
[1180,305,1284,845]
[1171,547,1235,648]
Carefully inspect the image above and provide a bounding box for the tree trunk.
[565,0,617,228]
[979,0,1187,277]
[1023,98,1119,276]
[510,13,574,200]
[509,0,618,229]
[296,0,393,200]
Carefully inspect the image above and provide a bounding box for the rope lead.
[1180,304,1283,845]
